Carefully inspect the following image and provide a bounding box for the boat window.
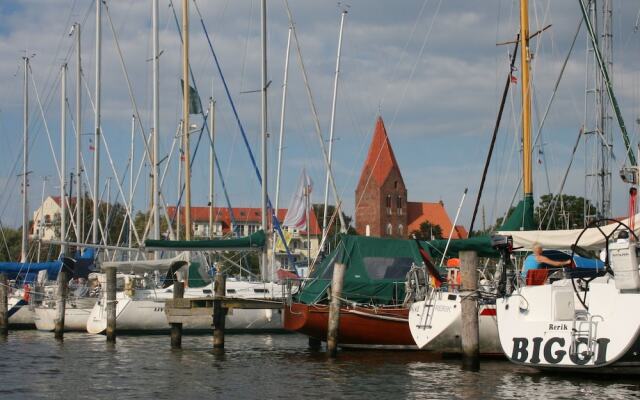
[226,289,236,294]
[253,288,269,293]
[362,257,414,279]
[202,289,212,294]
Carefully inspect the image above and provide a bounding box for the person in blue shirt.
[522,244,572,278]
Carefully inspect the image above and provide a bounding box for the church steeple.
[355,116,407,238]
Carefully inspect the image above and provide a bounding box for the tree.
[535,194,595,230]
[311,204,357,237]
[0,227,22,261]
[410,221,443,240]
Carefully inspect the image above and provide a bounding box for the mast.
[260,0,269,280]
[273,26,292,268]
[520,0,533,200]
[182,0,192,241]
[92,0,102,245]
[208,98,215,238]
[60,63,68,255]
[152,0,161,252]
[322,10,347,238]
[128,115,135,251]
[74,23,82,246]
[21,56,29,263]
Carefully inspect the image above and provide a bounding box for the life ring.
[23,284,31,303]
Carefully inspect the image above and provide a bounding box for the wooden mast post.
[0,274,8,336]
[212,271,227,349]
[520,0,533,199]
[170,278,184,349]
[326,262,346,357]
[54,268,68,340]
[460,251,479,371]
[105,267,116,343]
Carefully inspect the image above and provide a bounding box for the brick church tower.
[355,117,408,238]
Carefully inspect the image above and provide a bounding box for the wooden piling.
[460,250,479,371]
[170,280,185,349]
[0,273,8,336]
[54,269,68,340]
[105,267,117,343]
[212,272,226,349]
[326,262,346,357]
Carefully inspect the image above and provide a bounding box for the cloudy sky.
[1,0,640,234]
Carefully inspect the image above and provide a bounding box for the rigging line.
[28,64,62,186]
[192,0,294,261]
[168,0,239,237]
[282,0,347,232]
[379,0,430,112]
[389,0,442,131]
[78,67,145,250]
[543,128,583,230]
[468,37,519,235]
[103,1,153,173]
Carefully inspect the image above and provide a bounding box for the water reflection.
[1,331,640,399]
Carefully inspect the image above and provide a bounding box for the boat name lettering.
[434,305,451,312]
[510,337,610,366]
[547,323,568,331]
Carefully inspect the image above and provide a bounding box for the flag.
[510,74,518,84]
[274,230,293,252]
[283,168,313,231]
[180,79,203,115]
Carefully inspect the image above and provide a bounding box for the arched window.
[398,224,403,236]
[386,223,393,236]
[386,195,392,215]
[396,196,403,215]
[365,225,371,237]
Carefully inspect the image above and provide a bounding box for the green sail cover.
[187,260,209,288]
[421,236,499,259]
[145,230,265,250]
[500,193,536,231]
[297,235,424,306]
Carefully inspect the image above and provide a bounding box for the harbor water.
[1,331,640,399]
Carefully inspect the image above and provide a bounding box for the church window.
[386,195,392,215]
[394,181,398,189]
[396,196,403,215]
[398,224,403,236]
[386,223,393,236]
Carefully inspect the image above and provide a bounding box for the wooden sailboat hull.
[284,303,417,349]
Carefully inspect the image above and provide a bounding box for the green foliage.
[0,227,22,261]
[535,193,595,230]
[410,221,443,240]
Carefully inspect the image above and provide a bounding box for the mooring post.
[54,269,68,340]
[326,262,346,357]
[170,279,184,349]
[0,273,8,336]
[106,267,117,343]
[213,272,226,349]
[460,250,479,371]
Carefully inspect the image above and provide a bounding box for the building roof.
[167,206,321,235]
[406,201,468,239]
[358,116,404,187]
[51,196,77,207]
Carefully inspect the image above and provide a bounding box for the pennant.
[510,74,518,84]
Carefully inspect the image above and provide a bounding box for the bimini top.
[0,249,96,283]
[144,230,265,251]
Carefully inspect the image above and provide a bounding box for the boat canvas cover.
[421,236,499,259]
[297,235,424,305]
[0,261,62,283]
[101,252,190,273]
[499,195,536,231]
[144,230,265,250]
[498,213,640,251]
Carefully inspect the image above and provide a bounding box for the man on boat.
[522,244,571,278]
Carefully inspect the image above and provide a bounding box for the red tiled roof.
[406,201,467,239]
[359,116,403,187]
[51,196,77,206]
[166,206,321,235]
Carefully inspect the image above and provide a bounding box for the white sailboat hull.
[87,281,285,334]
[497,278,640,373]
[33,297,97,332]
[409,293,502,355]
[8,292,34,327]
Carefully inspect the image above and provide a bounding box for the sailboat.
[493,0,640,373]
[87,247,283,334]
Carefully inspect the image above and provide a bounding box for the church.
[355,117,468,240]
